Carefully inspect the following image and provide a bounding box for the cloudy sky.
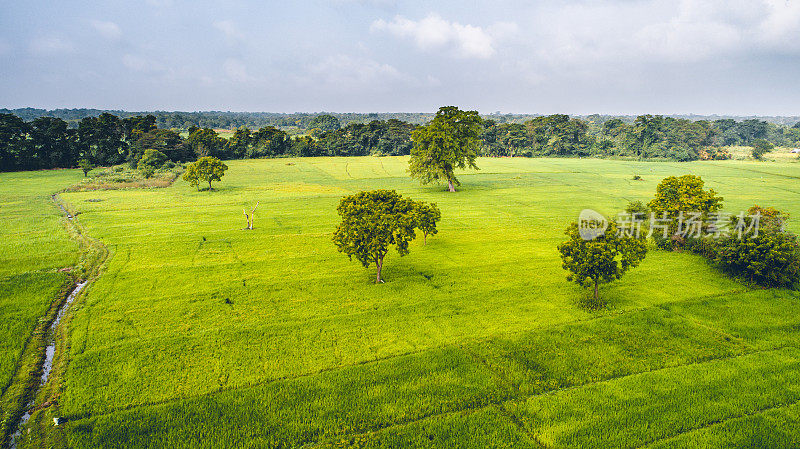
[1,0,799,115]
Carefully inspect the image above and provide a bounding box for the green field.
[0,170,80,443]
[4,157,800,448]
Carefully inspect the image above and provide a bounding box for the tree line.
[3,109,800,172]
[0,112,417,172]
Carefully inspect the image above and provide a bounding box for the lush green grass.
[0,169,82,443]
[0,273,67,396]
[4,157,800,447]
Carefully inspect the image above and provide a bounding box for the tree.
[333,190,418,283]
[187,128,225,158]
[751,139,774,160]
[78,158,94,177]
[182,156,228,191]
[0,113,29,171]
[409,106,482,192]
[78,113,127,166]
[138,148,167,171]
[243,201,259,230]
[414,201,441,245]
[647,175,723,249]
[129,129,188,163]
[715,226,800,287]
[308,114,341,132]
[558,220,647,305]
[29,117,79,169]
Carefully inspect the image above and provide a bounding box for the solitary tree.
[408,106,482,192]
[414,201,441,245]
[648,174,723,249]
[243,201,259,230]
[78,158,94,177]
[558,221,647,305]
[182,156,228,191]
[333,190,418,283]
[751,139,774,160]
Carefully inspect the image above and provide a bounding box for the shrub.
[715,229,800,287]
[138,149,168,171]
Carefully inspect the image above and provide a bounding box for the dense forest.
[1,110,799,172]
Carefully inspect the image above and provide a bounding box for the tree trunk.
[208,180,213,191]
[593,279,599,300]
[375,257,384,283]
[447,178,455,192]
[424,233,427,245]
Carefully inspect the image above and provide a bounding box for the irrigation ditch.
[3,194,108,449]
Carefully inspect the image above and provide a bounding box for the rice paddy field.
[4,156,800,448]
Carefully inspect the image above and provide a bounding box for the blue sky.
[1,0,799,115]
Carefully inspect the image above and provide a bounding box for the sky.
[1,0,799,115]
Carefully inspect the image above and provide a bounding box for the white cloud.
[29,37,74,55]
[91,20,122,40]
[371,14,506,59]
[223,58,250,82]
[213,20,244,42]
[122,54,163,72]
[307,54,413,89]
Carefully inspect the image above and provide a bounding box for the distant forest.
[2,108,800,172]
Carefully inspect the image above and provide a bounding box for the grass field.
[0,170,80,443]
[4,156,800,448]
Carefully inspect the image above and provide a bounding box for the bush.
[715,229,800,287]
[138,149,168,171]
[140,167,155,179]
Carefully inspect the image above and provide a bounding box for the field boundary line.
[636,396,800,449]
[64,290,772,421]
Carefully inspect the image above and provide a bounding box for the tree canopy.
[558,220,648,305]
[333,190,440,283]
[182,156,228,191]
[409,106,482,192]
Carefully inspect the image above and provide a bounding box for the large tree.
[333,190,419,283]
[0,113,30,171]
[648,174,723,249]
[558,220,647,304]
[408,106,482,192]
[182,156,228,191]
[187,127,225,158]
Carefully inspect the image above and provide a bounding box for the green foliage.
[648,175,723,216]
[648,174,723,248]
[409,106,482,191]
[413,201,441,244]
[308,114,341,132]
[137,149,167,172]
[751,138,774,160]
[78,158,93,177]
[182,156,228,191]
[558,221,647,304]
[333,190,418,283]
[715,228,800,287]
[186,128,225,158]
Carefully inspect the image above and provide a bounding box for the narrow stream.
[9,198,85,449]
[8,280,86,449]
